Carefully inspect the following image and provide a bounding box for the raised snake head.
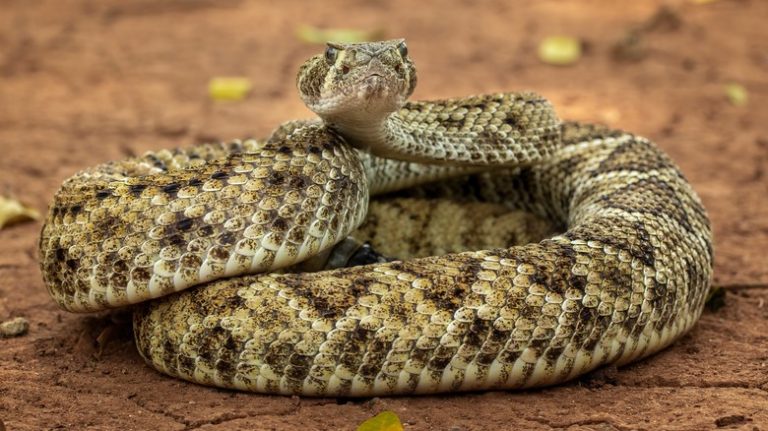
[297,39,417,123]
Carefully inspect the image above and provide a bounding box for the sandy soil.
[1,0,767,429]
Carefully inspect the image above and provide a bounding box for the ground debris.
[612,6,682,62]
[0,317,29,338]
[715,414,750,427]
[357,411,403,431]
[724,83,748,106]
[208,77,252,101]
[0,196,39,230]
[537,36,582,66]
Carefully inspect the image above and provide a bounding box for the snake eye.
[397,41,408,58]
[324,46,338,64]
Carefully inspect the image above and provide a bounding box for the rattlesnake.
[39,40,713,396]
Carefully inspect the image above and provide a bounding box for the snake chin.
[356,79,401,111]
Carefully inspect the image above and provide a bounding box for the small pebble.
[0,317,29,337]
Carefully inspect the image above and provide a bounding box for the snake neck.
[324,93,563,168]
[324,112,412,161]
[326,111,500,166]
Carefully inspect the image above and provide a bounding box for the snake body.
[39,40,713,396]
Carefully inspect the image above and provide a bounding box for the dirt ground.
[1,0,766,430]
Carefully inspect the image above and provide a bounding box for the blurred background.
[0,1,766,430]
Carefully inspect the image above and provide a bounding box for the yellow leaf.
[724,83,748,106]
[538,36,582,66]
[356,411,404,431]
[0,196,39,229]
[208,77,252,101]
[296,25,384,44]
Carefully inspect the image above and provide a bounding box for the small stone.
[0,317,29,337]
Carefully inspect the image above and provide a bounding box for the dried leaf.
[538,36,582,66]
[296,25,384,44]
[0,196,39,229]
[612,30,646,62]
[357,411,403,431]
[208,77,252,101]
[690,0,719,4]
[724,83,748,106]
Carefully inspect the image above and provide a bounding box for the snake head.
[297,39,417,120]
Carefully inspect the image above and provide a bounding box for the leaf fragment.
[538,36,582,66]
[357,411,404,431]
[208,77,252,101]
[724,83,748,106]
[0,196,39,229]
[296,25,384,44]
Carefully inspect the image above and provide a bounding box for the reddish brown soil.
[1,1,767,430]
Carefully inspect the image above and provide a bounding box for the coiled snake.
[39,40,713,396]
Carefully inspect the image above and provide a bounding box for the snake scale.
[39,40,713,396]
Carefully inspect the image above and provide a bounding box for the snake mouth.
[357,74,392,101]
[359,74,385,87]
